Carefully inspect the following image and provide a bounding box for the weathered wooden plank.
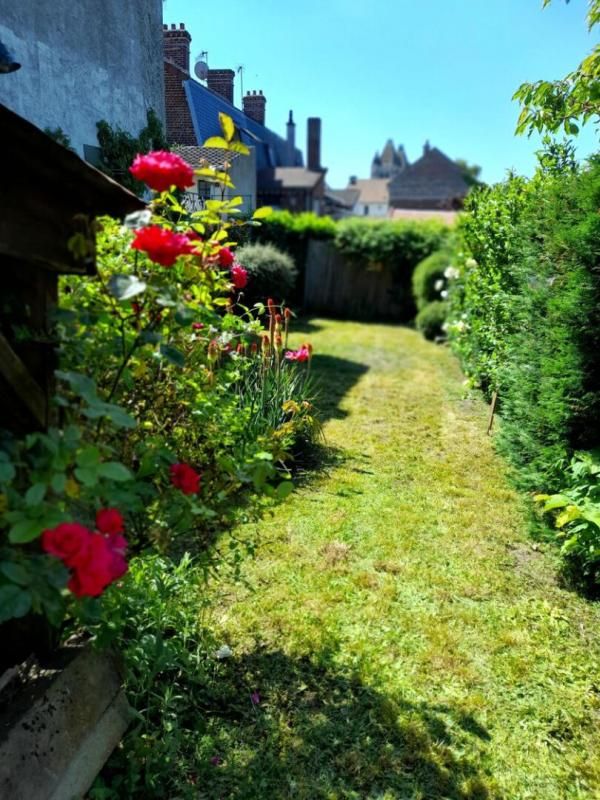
[0,333,47,427]
[0,646,131,800]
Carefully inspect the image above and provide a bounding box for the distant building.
[163,24,327,213]
[347,177,390,217]
[330,140,470,218]
[0,0,164,162]
[371,139,408,180]
[389,142,469,210]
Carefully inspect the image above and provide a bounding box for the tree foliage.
[514,0,600,137]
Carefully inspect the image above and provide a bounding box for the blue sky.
[164,0,598,187]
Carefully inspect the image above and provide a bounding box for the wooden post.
[487,390,498,435]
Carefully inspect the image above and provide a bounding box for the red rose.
[42,522,91,569]
[131,225,196,267]
[218,247,235,268]
[67,533,115,598]
[170,462,201,495]
[231,264,248,290]
[129,150,195,192]
[106,534,128,581]
[96,508,124,536]
[192,322,204,330]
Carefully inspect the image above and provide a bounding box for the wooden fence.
[303,240,408,320]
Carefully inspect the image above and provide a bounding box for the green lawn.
[201,318,600,800]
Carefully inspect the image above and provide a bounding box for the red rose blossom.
[67,533,115,598]
[218,247,235,268]
[131,226,196,267]
[41,523,91,569]
[129,150,195,192]
[96,508,124,536]
[231,264,248,290]
[170,462,201,495]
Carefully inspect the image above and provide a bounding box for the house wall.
[0,0,165,158]
[354,202,389,218]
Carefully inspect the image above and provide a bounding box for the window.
[363,205,369,216]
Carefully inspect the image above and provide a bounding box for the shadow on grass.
[189,647,496,800]
[310,353,370,422]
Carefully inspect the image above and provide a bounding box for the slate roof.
[258,167,323,191]
[171,145,242,169]
[183,80,303,171]
[389,146,469,208]
[325,187,360,208]
[349,178,390,205]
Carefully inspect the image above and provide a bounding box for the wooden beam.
[0,333,47,428]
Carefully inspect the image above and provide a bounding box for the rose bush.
[0,113,318,634]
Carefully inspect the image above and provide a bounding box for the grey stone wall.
[0,0,164,157]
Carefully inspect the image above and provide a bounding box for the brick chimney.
[286,110,296,162]
[207,69,235,104]
[243,90,266,126]
[163,23,191,74]
[307,117,322,171]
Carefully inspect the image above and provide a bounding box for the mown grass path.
[205,319,600,800]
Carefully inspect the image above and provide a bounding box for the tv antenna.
[237,65,244,104]
[194,51,209,81]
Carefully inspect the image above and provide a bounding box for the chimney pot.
[307,117,322,171]
[207,68,235,104]
[243,89,267,125]
[163,22,192,74]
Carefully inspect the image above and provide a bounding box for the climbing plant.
[96,109,168,192]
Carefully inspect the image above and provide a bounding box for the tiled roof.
[388,208,458,225]
[325,188,360,208]
[258,167,323,190]
[183,80,303,171]
[349,178,390,205]
[389,147,468,206]
[171,145,242,169]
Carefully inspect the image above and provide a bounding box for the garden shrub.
[0,115,319,638]
[536,450,600,596]
[448,145,600,497]
[235,242,298,305]
[412,249,455,311]
[415,301,448,341]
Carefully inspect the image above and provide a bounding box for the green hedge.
[448,154,600,491]
[412,249,453,311]
[253,212,449,319]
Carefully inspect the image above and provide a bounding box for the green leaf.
[51,473,67,494]
[76,446,101,469]
[276,481,294,500]
[0,561,31,586]
[219,113,235,143]
[202,136,229,149]
[25,483,46,507]
[108,274,147,301]
[97,462,132,481]
[74,466,99,487]
[159,344,186,368]
[8,518,45,544]
[253,206,273,220]
[0,584,32,622]
[0,459,16,484]
[140,330,163,345]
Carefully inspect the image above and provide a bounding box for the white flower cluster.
[444,265,460,280]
